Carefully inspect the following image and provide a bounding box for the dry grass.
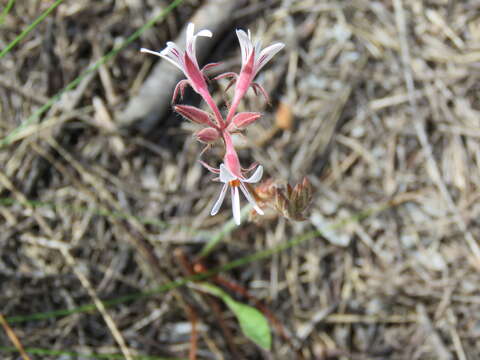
[2,0,480,359]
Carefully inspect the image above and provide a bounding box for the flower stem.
[200,89,225,129]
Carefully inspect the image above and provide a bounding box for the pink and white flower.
[236,29,285,84]
[201,132,264,225]
[209,162,264,225]
[140,23,214,101]
[220,29,284,124]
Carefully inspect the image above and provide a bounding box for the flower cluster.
[141,23,284,225]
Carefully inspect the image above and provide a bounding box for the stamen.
[229,179,241,187]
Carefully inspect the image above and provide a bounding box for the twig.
[61,249,134,360]
[0,314,32,360]
[186,306,198,360]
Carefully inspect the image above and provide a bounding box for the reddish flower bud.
[174,105,212,125]
[253,177,313,221]
[196,127,220,143]
[228,112,261,131]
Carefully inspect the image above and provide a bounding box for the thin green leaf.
[0,346,186,360]
[199,204,253,258]
[0,0,15,25]
[0,0,63,58]
[196,283,272,350]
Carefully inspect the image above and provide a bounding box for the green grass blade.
[0,0,63,58]
[199,204,253,258]
[0,346,186,360]
[5,202,391,325]
[0,0,185,148]
[0,0,15,25]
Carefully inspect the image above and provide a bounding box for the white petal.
[232,186,241,225]
[186,23,195,47]
[236,29,253,64]
[240,183,264,215]
[161,42,183,58]
[158,54,184,71]
[140,48,162,56]
[158,43,185,71]
[211,184,228,215]
[243,165,263,183]
[142,45,184,71]
[255,43,285,74]
[254,40,263,60]
[196,29,212,38]
[219,163,236,183]
[186,25,212,67]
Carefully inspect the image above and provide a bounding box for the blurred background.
[1,0,480,359]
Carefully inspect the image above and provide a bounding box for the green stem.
[0,346,185,360]
[0,0,15,25]
[0,0,63,58]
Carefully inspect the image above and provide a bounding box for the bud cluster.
[141,23,285,225]
[254,177,313,221]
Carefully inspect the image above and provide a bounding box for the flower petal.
[236,29,253,65]
[243,165,263,183]
[141,46,183,72]
[240,183,264,215]
[232,186,241,225]
[183,53,208,93]
[255,43,285,74]
[186,24,212,65]
[196,29,213,38]
[220,163,236,183]
[140,48,162,56]
[157,42,185,71]
[211,184,228,215]
[186,23,195,48]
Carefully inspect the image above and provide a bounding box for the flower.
[140,23,214,101]
[219,29,284,124]
[202,131,263,225]
[236,29,285,82]
[234,29,284,103]
[210,162,264,225]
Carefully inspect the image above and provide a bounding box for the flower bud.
[254,177,313,221]
[196,127,220,143]
[174,105,211,125]
[228,112,261,131]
